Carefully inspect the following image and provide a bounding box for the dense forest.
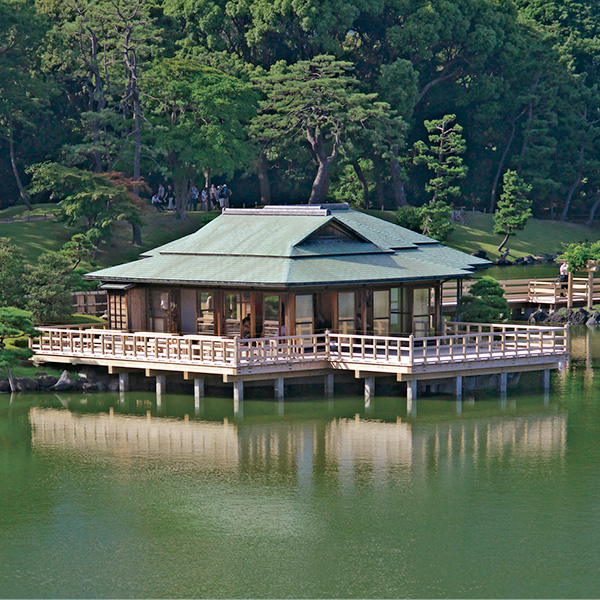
[2,0,600,225]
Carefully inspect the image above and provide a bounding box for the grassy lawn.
[95,209,217,268]
[365,208,600,260]
[2,203,599,269]
[447,211,599,259]
[0,203,218,268]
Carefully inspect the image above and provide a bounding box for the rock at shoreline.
[0,380,10,393]
[529,309,549,324]
[38,376,59,390]
[53,370,76,391]
[15,377,38,392]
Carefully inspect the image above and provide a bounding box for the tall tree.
[413,114,467,204]
[493,169,532,252]
[0,0,54,210]
[28,162,145,238]
[145,58,257,219]
[253,55,403,204]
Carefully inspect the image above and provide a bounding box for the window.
[197,292,214,334]
[149,289,179,332]
[108,292,128,330]
[373,290,390,336]
[337,292,355,334]
[390,287,411,334]
[295,294,313,335]
[263,295,281,337]
[224,293,241,336]
[413,288,432,337]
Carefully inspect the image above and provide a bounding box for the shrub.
[395,206,422,232]
[458,276,509,322]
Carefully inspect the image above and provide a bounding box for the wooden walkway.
[442,277,600,311]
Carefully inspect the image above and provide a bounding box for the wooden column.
[194,378,204,410]
[567,272,574,309]
[542,369,551,392]
[233,380,244,402]
[274,377,284,400]
[118,372,129,393]
[499,372,508,397]
[455,375,463,399]
[587,269,595,310]
[324,374,334,397]
[156,374,166,396]
[364,377,375,402]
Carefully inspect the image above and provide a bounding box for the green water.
[2,332,600,598]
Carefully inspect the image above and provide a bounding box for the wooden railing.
[528,277,593,304]
[443,277,600,307]
[32,323,568,372]
[328,322,567,367]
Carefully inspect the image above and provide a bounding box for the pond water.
[1,330,600,598]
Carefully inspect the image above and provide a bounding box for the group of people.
[151,183,233,212]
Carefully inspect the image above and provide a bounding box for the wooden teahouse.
[90,204,489,338]
[31,204,569,402]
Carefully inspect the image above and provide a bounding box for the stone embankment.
[529,307,600,327]
[0,368,120,394]
[471,250,558,266]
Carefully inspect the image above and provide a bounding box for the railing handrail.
[32,324,569,370]
[447,321,567,333]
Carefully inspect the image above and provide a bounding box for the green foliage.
[28,163,144,237]
[59,233,98,270]
[493,170,532,250]
[557,241,600,272]
[0,307,35,367]
[395,206,422,232]
[419,201,454,242]
[413,115,467,204]
[0,238,27,307]
[458,277,510,323]
[26,252,77,324]
[252,54,404,203]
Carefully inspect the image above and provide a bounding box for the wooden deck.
[443,277,600,310]
[31,322,569,391]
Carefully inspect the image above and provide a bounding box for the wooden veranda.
[31,321,568,402]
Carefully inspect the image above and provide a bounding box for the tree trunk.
[490,111,524,212]
[586,193,600,226]
[257,156,271,205]
[6,366,16,393]
[373,159,385,208]
[352,160,370,208]
[389,147,407,209]
[7,119,33,211]
[174,175,189,220]
[309,160,331,204]
[497,232,510,252]
[560,143,584,222]
[131,223,142,245]
[306,127,339,205]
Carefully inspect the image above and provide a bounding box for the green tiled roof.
[88,205,490,287]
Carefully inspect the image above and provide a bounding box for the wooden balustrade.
[443,277,600,308]
[31,323,568,373]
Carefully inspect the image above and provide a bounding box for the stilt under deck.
[31,322,569,402]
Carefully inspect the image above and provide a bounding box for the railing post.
[234,336,240,367]
[408,334,414,365]
[325,329,330,360]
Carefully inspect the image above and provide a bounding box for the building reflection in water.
[29,404,567,486]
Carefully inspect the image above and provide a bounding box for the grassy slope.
[0,204,218,268]
[2,204,599,268]
[365,209,599,260]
